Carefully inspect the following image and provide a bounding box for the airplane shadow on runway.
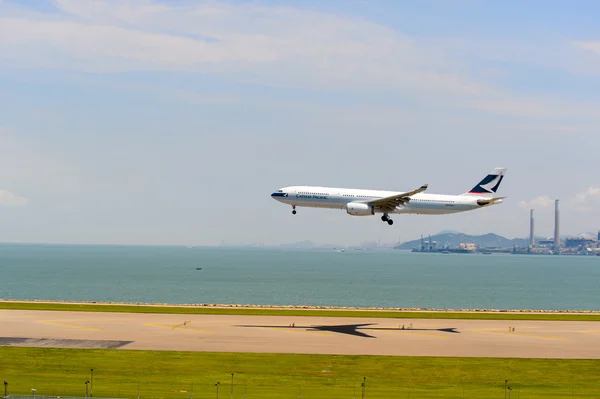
[236,323,460,338]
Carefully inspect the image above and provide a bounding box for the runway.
[2,310,600,358]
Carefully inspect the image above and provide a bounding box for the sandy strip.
[2,309,600,359]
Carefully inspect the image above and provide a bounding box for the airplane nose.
[271,192,287,199]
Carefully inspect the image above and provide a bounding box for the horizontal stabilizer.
[477,197,506,206]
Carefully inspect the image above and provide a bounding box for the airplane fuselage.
[272,186,498,215]
[271,168,506,224]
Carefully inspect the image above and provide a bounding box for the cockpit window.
[278,190,283,192]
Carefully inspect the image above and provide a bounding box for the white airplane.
[271,168,506,225]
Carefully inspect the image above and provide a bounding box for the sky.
[1,0,600,246]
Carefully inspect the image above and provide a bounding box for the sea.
[1,244,599,310]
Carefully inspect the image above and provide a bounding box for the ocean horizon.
[1,244,599,311]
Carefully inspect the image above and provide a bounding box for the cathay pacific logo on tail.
[469,173,504,194]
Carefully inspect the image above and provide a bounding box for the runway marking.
[472,327,537,332]
[375,330,450,339]
[144,323,214,333]
[407,332,450,339]
[40,320,101,331]
[259,327,332,336]
[471,329,567,341]
[58,320,126,323]
[581,330,600,335]
[143,321,234,326]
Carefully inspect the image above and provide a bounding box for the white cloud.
[575,186,600,199]
[0,9,460,96]
[518,196,554,208]
[0,190,28,206]
[574,41,600,55]
[550,125,585,133]
[0,1,599,122]
[0,127,79,189]
[572,187,600,210]
[520,188,600,212]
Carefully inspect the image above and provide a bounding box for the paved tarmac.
[2,310,599,358]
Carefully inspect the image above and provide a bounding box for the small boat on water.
[196,267,202,270]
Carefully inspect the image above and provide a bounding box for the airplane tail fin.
[462,168,506,197]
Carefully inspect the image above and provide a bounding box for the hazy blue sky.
[1,0,600,246]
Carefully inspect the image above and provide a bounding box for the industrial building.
[565,234,597,248]
[527,199,599,255]
[411,198,598,255]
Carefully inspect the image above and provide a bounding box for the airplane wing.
[366,184,428,211]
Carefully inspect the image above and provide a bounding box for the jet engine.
[345,202,375,216]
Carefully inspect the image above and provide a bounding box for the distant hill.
[394,233,530,250]
[437,230,460,235]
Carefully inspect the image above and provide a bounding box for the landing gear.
[381,213,394,225]
[292,205,297,215]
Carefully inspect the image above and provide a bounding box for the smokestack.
[554,199,560,251]
[529,209,535,247]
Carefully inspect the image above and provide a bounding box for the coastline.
[2,299,599,315]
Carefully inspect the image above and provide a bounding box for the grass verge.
[1,347,599,399]
[1,301,600,321]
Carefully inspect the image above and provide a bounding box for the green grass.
[1,347,599,399]
[2,301,600,321]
